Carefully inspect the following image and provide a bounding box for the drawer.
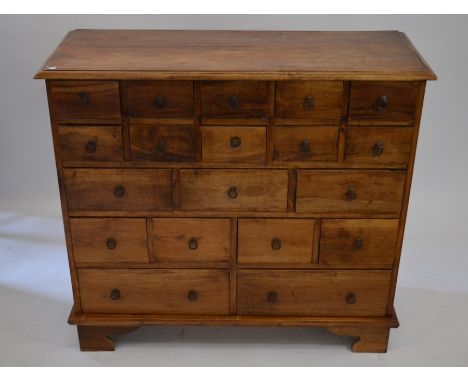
[64,169,172,211]
[345,127,413,166]
[296,170,405,214]
[349,81,419,125]
[272,126,339,162]
[238,219,315,264]
[153,218,231,263]
[78,269,230,315]
[320,219,399,267]
[202,126,266,162]
[125,80,194,119]
[58,126,123,163]
[237,270,391,316]
[49,81,121,122]
[130,125,195,162]
[201,81,268,123]
[180,169,288,212]
[70,218,149,263]
[275,81,343,123]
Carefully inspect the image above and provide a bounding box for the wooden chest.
[35,30,436,352]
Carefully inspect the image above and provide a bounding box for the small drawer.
[320,219,399,268]
[275,81,343,124]
[153,218,231,263]
[202,126,266,162]
[70,218,149,263]
[125,80,194,119]
[58,126,123,163]
[180,169,288,212]
[201,81,268,123]
[296,170,405,214]
[78,269,230,315]
[273,126,339,162]
[64,169,172,211]
[238,219,315,264]
[49,81,121,122]
[237,270,391,316]
[130,125,195,162]
[345,127,413,166]
[349,81,419,125]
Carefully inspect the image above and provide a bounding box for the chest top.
[34,30,436,81]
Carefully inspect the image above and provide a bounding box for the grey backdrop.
[0,15,467,365]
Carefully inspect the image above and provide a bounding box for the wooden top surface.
[34,29,436,81]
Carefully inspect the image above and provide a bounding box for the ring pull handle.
[114,185,125,198]
[299,140,311,155]
[230,136,242,148]
[344,187,357,201]
[346,293,356,305]
[106,237,117,250]
[377,95,388,110]
[271,238,282,251]
[188,237,198,250]
[372,142,384,156]
[187,289,198,302]
[267,291,278,303]
[303,95,315,110]
[352,238,364,251]
[78,92,90,106]
[227,186,238,199]
[154,95,165,109]
[227,95,240,111]
[110,289,120,301]
[85,140,97,154]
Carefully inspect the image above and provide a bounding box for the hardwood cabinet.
[35,29,436,353]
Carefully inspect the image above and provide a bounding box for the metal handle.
[372,142,384,156]
[154,95,165,108]
[303,95,315,110]
[114,185,125,198]
[271,238,282,251]
[352,238,364,251]
[346,293,356,305]
[230,136,242,148]
[344,187,357,201]
[188,237,198,250]
[227,95,240,111]
[377,95,388,110]
[78,92,90,106]
[227,186,238,199]
[106,237,117,250]
[299,140,311,155]
[187,289,198,302]
[85,140,97,153]
[156,140,166,152]
[110,289,120,301]
[267,291,278,303]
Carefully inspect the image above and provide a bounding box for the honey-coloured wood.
[77,325,140,351]
[327,326,391,353]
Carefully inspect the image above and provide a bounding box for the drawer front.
[296,170,405,214]
[125,80,194,118]
[58,126,123,162]
[70,218,149,263]
[153,218,231,263]
[273,126,339,162]
[320,219,399,267]
[345,127,413,165]
[201,81,268,122]
[78,269,230,315]
[237,270,391,316]
[130,125,195,162]
[64,169,172,211]
[180,169,288,212]
[275,81,343,123]
[349,81,419,125]
[50,81,121,122]
[238,219,315,264]
[202,126,266,162]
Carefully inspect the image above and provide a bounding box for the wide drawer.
[70,218,149,263]
[320,219,399,267]
[64,169,172,211]
[237,270,391,316]
[296,170,406,214]
[58,125,124,163]
[78,269,230,315]
[153,218,231,263]
[238,218,315,264]
[49,81,121,122]
[180,169,288,212]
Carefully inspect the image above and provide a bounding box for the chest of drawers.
[35,30,436,353]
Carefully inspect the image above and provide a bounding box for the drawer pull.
[188,237,198,250]
[156,140,166,152]
[352,238,364,251]
[78,91,90,106]
[85,140,97,153]
[227,186,238,199]
[303,95,315,110]
[344,187,357,201]
[106,237,117,250]
[230,136,242,148]
[187,289,198,302]
[227,95,240,111]
[267,291,278,303]
[110,289,120,301]
[299,140,311,155]
[271,238,282,251]
[372,142,384,156]
[113,185,125,198]
[346,293,356,305]
[376,95,388,110]
[154,95,165,108]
